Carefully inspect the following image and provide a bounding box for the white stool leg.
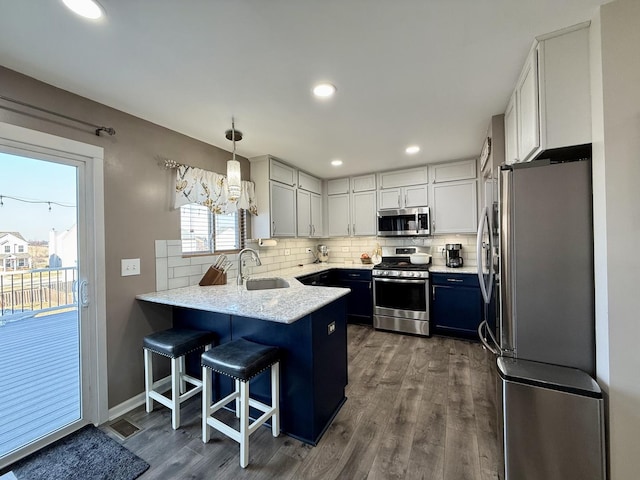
[179,355,187,394]
[202,366,212,443]
[235,379,241,418]
[144,349,153,413]
[271,362,280,437]
[171,357,180,429]
[239,380,250,468]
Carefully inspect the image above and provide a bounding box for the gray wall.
[592,0,640,477]
[0,66,249,408]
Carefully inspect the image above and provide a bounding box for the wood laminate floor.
[106,325,501,480]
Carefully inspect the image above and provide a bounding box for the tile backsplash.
[154,234,477,291]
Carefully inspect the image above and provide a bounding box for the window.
[180,204,245,254]
[18,245,24,253]
[17,259,26,267]
[4,246,9,253]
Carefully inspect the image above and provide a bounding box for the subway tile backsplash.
[154,234,477,291]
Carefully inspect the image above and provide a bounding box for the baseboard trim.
[108,377,171,421]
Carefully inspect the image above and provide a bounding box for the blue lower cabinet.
[231,298,347,445]
[173,297,348,446]
[334,269,373,326]
[430,273,483,338]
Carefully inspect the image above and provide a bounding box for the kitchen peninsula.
[136,275,350,445]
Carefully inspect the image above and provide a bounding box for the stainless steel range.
[372,246,431,336]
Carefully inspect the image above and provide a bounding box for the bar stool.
[143,328,215,429]
[201,338,280,468]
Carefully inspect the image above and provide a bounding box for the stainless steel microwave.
[377,207,430,236]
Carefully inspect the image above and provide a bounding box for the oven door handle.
[373,278,426,284]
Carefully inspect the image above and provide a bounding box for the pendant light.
[225,118,242,201]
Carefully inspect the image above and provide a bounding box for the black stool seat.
[201,338,280,381]
[143,328,215,358]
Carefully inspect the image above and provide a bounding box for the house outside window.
[180,204,245,254]
[3,246,9,253]
[17,259,26,268]
[18,245,24,253]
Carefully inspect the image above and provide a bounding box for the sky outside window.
[0,152,77,241]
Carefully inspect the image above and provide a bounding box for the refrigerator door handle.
[477,205,493,304]
[478,319,501,355]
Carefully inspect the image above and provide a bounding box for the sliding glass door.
[0,123,106,468]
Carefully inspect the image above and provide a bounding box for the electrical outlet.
[121,258,140,276]
[305,248,313,254]
[284,248,291,255]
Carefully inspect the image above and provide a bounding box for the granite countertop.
[136,262,373,325]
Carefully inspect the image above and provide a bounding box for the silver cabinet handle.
[447,278,464,283]
[397,195,401,208]
[347,224,351,235]
[432,285,436,301]
[309,224,312,237]
[352,224,356,235]
[405,193,408,206]
[272,221,276,235]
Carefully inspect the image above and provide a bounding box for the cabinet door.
[269,158,297,186]
[504,92,519,165]
[404,184,428,207]
[298,171,322,195]
[343,280,373,325]
[431,180,477,234]
[327,178,349,195]
[270,182,296,237]
[378,188,401,209]
[430,159,476,183]
[517,50,540,162]
[327,194,350,236]
[310,192,323,237]
[351,174,376,192]
[297,189,312,237]
[352,191,376,236]
[432,284,482,336]
[379,167,428,189]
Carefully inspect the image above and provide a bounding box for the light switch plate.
[121,258,140,276]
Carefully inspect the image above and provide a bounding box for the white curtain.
[174,165,257,215]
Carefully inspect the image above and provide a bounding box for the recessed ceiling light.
[331,159,343,167]
[62,0,104,19]
[313,83,337,98]
[405,145,420,155]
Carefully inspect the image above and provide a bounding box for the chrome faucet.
[237,248,262,285]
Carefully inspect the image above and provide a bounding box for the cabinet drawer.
[335,269,372,281]
[430,273,479,287]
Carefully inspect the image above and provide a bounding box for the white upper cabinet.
[505,23,591,164]
[351,174,376,192]
[251,155,297,238]
[326,178,377,237]
[327,194,350,236]
[270,182,296,237]
[297,190,323,237]
[298,171,322,195]
[378,166,428,189]
[351,191,377,236]
[430,158,477,183]
[327,177,350,195]
[431,180,478,234]
[378,185,428,209]
[504,92,519,165]
[269,158,296,186]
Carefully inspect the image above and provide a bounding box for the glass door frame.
[0,122,107,469]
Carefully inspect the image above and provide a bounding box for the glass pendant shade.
[227,159,241,201]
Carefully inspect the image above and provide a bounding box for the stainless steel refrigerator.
[499,159,595,375]
[478,159,605,479]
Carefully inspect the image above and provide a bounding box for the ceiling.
[0,1,607,179]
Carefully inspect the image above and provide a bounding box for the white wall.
[593,0,640,477]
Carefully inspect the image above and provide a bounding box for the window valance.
[173,165,257,215]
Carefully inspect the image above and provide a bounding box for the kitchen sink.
[245,277,290,291]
